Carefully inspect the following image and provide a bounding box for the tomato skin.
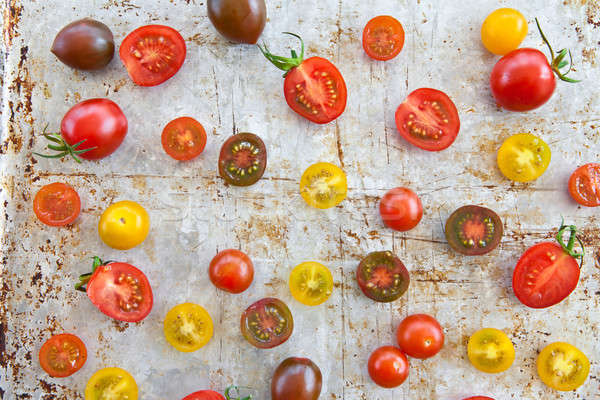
[271,357,322,400]
[490,49,556,111]
[512,242,580,308]
[379,187,423,231]
[39,333,87,378]
[209,249,254,294]
[568,163,600,207]
[207,0,266,44]
[481,8,528,55]
[33,182,81,226]
[162,117,207,161]
[362,16,405,61]
[463,397,495,400]
[396,314,444,359]
[182,391,225,400]
[61,98,127,160]
[537,342,590,391]
[368,346,409,388]
[98,200,150,250]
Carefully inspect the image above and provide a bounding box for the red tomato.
[209,249,254,294]
[379,187,423,231]
[396,314,444,359]
[259,33,347,124]
[395,88,460,151]
[568,163,600,207]
[76,257,153,322]
[39,333,87,378]
[362,16,405,61]
[162,117,207,161]
[120,25,186,87]
[182,391,225,400]
[463,397,495,400]
[33,182,81,226]
[368,346,409,388]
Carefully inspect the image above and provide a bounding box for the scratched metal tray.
[1,0,599,399]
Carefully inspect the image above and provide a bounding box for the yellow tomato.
[481,8,528,55]
[289,261,334,306]
[85,367,138,400]
[467,328,515,373]
[98,200,150,250]
[164,303,213,352]
[497,133,551,182]
[537,342,590,391]
[300,162,347,209]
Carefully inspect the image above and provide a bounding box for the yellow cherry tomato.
[300,162,347,209]
[537,342,590,391]
[481,8,528,55]
[289,261,334,306]
[164,303,213,352]
[98,200,150,250]
[467,328,515,373]
[85,367,138,400]
[497,133,551,182]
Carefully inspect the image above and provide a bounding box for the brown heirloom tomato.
[241,298,293,349]
[445,205,503,255]
[51,19,114,70]
[271,357,322,400]
[207,0,266,44]
[218,132,267,186]
[356,251,409,302]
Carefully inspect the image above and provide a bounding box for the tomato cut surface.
[164,303,214,352]
[445,205,503,256]
[467,328,515,374]
[218,132,267,186]
[356,251,410,303]
[463,397,495,400]
[162,117,207,161]
[568,163,600,207]
[299,162,347,209]
[33,182,81,227]
[497,133,551,182]
[362,16,405,61]
[182,391,225,400]
[537,342,590,391]
[39,333,87,378]
[119,25,186,86]
[289,262,333,306]
[85,367,138,400]
[395,88,460,151]
[241,298,293,349]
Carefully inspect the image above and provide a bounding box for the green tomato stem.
[258,32,305,77]
[535,18,580,83]
[224,386,253,400]
[556,221,585,267]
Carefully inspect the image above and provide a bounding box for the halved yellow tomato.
[467,328,515,373]
[537,342,590,391]
[84,367,138,400]
[164,303,213,352]
[289,262,333,306]
[497,133,551,182]
[98,200,150,250]
[299,162,347,209]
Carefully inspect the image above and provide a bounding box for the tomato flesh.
[445,205,503,256]
[241,298,293,349]
[299,162,347,209]
[396,314,444,359]
[463,397,495,400]
[568,163,600,207]
[182,391,225,400]
[395,88,460,151]
[368,346,409,388]
[33,182,81,226]
[162,117,207,161]
[512,242,580,308]
[218,132,267,186]
[164,303,214,352]
[537,342,590,391]
[289,262,333,306]
[85,367,138,400]
[362,16,405,61]
[86,262,153,322]
[39,333,87,378]
[284,57,347,124]
[119,25,186,86]
[497,133,551,182]
[356,251,409,303]
[467,328,515,374]
[209,249,254,294]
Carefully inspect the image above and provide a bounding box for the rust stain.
[2,0,23,47]
[581,47,597,66]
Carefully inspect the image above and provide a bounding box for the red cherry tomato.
[39,333,87,377]
[395,88,460,151]
[120,25,186,87]
[182,391,225,400]
[379,187,423,231]
[396,314,444,359]
[568,163,600,207]
[33,182,81,226]
[368,346,409,388]
[209,249,254,294]
[362,16,405,61]
[162,117,207,161]
[463,397,495,400]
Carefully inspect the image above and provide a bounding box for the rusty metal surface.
[1,0,599,399]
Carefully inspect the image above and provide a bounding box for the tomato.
[445,205,503,256]
[240,298,293,349]
[568,163,600,207]
[119,25,186,87]
[356,251,410,303]
[463,397,495,400]
[164,303,214,352]
[259,33,347,124]
[162,117,207,161]
[396,314,444,359]
[271,357,322,400]
[207,0,266,44]
[368,346,409,388]
[182,391,225,400]
[537,342,590,391]
[362,16,405,61]
[379,187,423,232]
[51,19,114,70]
[209,249,254,294]
[467,328,515,373]
[34,98,127,162]
[395,88,460,151]
[76,257,153,322]
[299,162,347,209]
[85,367,138,400]
[497,133,551,182]
[98,200,150,250]
[218,132,267,186]
[289,262,333,306]
[39,333,87,378]
[481,8,527,55]
[33,182,81,227]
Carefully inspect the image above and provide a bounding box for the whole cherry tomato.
[396,314,444,359]
[51,19,114,70]
[98,200,150,250]
[209,249,254,294]
[368,346,409,388]
[271,357,322,400]
[463,397,495,400]
[207,0,266,44]
[379,187,423,231]
[481,8,527,55]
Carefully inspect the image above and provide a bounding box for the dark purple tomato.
[445,205,503,256]
[207,0,266,44]
[218,132,267,186]
[271,357,322,400]
[51,19,114,70]
[356,251,410,302]
[240,298,293,349]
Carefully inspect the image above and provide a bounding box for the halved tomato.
[537,342,590,391]
[33,182,81,226]
[497,133,551,182]
[119,25,186,87]
[289,261,333,306]
[39,333,87,378]
[182,391,225,400]
[395,88,460,151]
[218,132,267,186]
[240,298,293,349]
[356,251,410,303]
[164,303,214,352]
[362,16,405,61]
[467,328,515,374]
[463,397,495,400]
[568,163,600,207]
[162,117,207,161]
[445,205,503,256]
[299,162,347,209]
[85,367,138,400]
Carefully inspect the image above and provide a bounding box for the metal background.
[1,0,599,399]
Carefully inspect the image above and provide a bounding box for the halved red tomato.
[240,298,293,349]
[395,88,460,151]
[568,163,600,207]
[162,117,207,161]
[119,25,186,87]
[463,397,495,400]
[182,391,224,400]
[39,333,87,377]
[362,16,405,61]
[33,182,81,226]
[76,257,153,322]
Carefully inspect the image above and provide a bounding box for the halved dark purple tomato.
[240,298,293,349]
[445,205,503,256]
[356,251,410,302]
[218,132,267,186]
